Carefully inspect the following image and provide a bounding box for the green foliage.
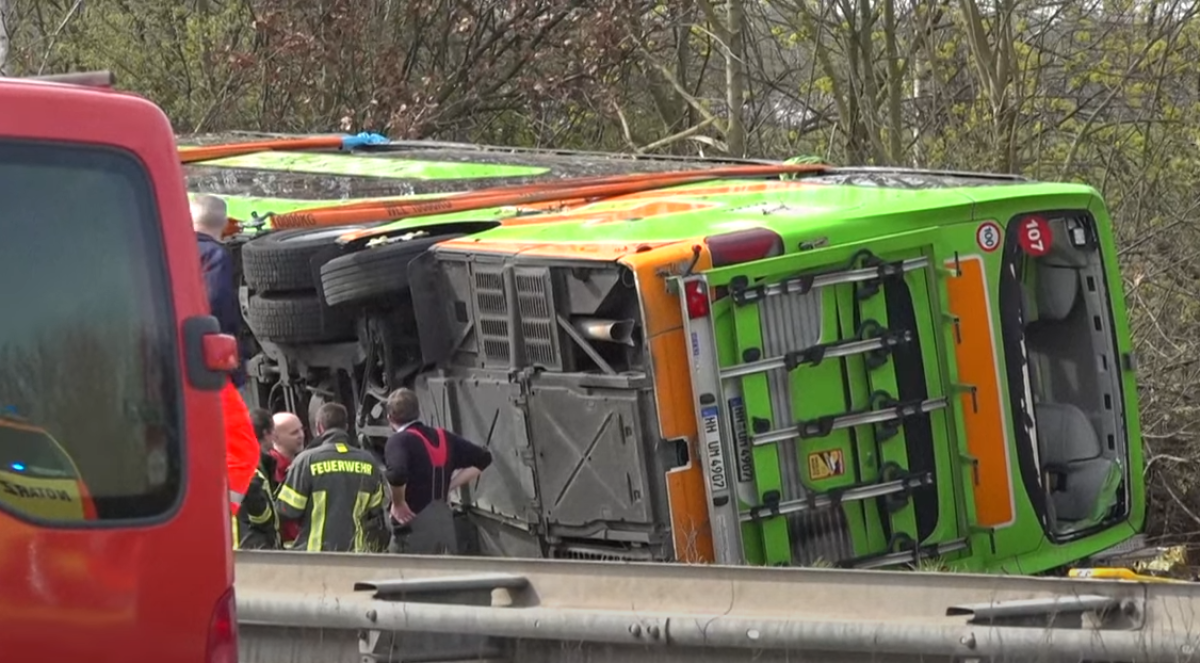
[6,0,1200,539]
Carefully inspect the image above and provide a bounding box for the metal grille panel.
[473,266,511,366]
[514,267,561,370]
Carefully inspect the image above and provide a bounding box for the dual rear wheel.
[241,226,454,344]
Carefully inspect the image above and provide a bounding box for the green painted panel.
[831,284,888,558]
[731,300,790,565]
[197,151,550,179]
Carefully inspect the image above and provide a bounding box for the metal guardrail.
[234,550,1200,663]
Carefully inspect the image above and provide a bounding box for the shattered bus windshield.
[997,211,1129,538]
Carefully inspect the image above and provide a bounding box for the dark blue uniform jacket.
[197,232,246,387]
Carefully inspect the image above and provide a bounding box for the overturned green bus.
[185,136,1144,573]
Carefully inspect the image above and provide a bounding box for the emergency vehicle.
[191,137,1144,574]
[0,410,96,521]
[0,71,240,662]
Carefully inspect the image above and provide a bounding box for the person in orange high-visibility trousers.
[222,379,259,514]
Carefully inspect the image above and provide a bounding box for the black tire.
[246,293,356,344]
[241,225,372,293]
[319,234,463,307]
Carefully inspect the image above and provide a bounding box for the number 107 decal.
[1018,215,1053,257]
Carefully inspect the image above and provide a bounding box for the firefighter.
[232,466,281,550]
[276,403,390,552]
[233,408,282,550]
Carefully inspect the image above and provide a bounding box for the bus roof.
[428,176,1101,257]
[183,136,1103,260]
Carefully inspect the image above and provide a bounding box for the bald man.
[272,412,306,460]
[192,193,245,387]
[267,411,306,545]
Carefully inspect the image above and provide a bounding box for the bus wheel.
[246,293,356,344]
[320,233,465,308]
[242,225,372,293]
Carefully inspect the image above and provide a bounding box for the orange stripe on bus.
[944,255,1015,528]
[501,199,721,227]
[498,180,809,228]
[621,179,811,200]
[518,242,674,260]
[435,237,674,260]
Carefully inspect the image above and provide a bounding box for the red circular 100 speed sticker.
[976,220,1002,252]
[1018,216,1052,257]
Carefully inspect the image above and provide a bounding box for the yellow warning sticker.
[808,449,846,480]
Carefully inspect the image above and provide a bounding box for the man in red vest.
[381,388,492,554]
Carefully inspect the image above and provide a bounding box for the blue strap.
[341,132,390,150]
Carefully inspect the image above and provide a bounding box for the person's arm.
[212,251,241,338]
[198,241,239,332]
[242,472,273,529]
[448,434,493,493]
[275,453,311,522]
[448,467,481,493]
[197,242,225,305]
[365,469,392,551]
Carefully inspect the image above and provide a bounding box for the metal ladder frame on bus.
[675,248,959,567]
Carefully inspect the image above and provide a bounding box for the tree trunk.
[724,0,746,156]
[0,0,10,76]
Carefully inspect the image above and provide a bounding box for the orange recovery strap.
[221,380,259,515]
[178,132,390,164]
[266,163,828,242]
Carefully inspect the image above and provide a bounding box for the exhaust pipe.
[572,318,636,346]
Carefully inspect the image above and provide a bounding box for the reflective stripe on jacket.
[233,467,281,550]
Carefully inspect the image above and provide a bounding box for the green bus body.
[189,143,1144,574]
[665,180,1141,572]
